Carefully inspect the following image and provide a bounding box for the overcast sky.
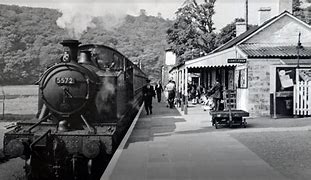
[0,0,284,30]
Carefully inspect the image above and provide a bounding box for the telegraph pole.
[245,0,248,30]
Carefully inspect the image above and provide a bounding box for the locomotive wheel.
[243,122,247,128]
[211,117,215,126]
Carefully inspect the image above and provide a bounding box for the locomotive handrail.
[81,115,96,134]
[26,104,50,133]
[26,114,51,133]
[30,129,51,151]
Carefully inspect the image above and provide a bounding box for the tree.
[215,20,236,48]
[214,18,257,48]
[293,0,305,21]
[0,4,172,84]
[166,0,217,63]
[292,0,311,25]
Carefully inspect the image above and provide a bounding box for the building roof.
[211,13,280,53]
[211,26,259,53]
[212,11,311,53]
[174,11,311,70]
[238,44,311,58]
[168,62,184,73]
[280,59,311,65]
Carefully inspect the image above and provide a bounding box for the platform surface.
[101,99,287,180]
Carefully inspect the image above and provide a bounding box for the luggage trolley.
[210,90,249,129]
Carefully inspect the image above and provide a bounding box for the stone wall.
[247,59,280,117]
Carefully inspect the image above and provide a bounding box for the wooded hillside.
[0,4,172,84]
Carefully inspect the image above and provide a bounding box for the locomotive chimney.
[60,39,81,62]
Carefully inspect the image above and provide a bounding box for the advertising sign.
[278,70,294,88]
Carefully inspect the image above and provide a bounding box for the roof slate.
[238,44,311,58]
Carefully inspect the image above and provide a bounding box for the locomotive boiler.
[2,40,148,180]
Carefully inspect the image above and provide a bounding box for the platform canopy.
[185,47,242,68]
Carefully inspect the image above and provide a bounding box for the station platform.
[101,99,287,180]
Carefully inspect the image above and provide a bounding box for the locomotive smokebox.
[60,39,81,62]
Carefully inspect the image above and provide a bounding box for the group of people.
[189,83,203,104]
[201,80,222,111]
[142,78,222,115]
[142,80,176,115]
[188,80,223,111]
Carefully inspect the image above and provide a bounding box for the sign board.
[227,58,247,63]
[278,70,294,88]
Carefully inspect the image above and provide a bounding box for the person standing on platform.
[155,81,163,103]
[142,80,155,115]
[210,79,222,111]
[165,80,176,108]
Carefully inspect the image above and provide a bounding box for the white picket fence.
[294,81,311,115]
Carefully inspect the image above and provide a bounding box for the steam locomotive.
[2,40,148,180]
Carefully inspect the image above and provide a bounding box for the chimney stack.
[236,21,247,37]
[278,0,293,14]
[258,7,271,26]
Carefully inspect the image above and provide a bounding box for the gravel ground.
[231,130,311,180]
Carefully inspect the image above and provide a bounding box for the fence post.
[293,84,296,116]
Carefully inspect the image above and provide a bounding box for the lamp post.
[294,32,303,117]
[297,32,302,69]
[296,32,303,86]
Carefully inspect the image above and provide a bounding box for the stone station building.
[169,11,311,117]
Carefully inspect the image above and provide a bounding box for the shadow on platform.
[125,100,186,147]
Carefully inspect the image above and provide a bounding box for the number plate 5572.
[55,77,75,85]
